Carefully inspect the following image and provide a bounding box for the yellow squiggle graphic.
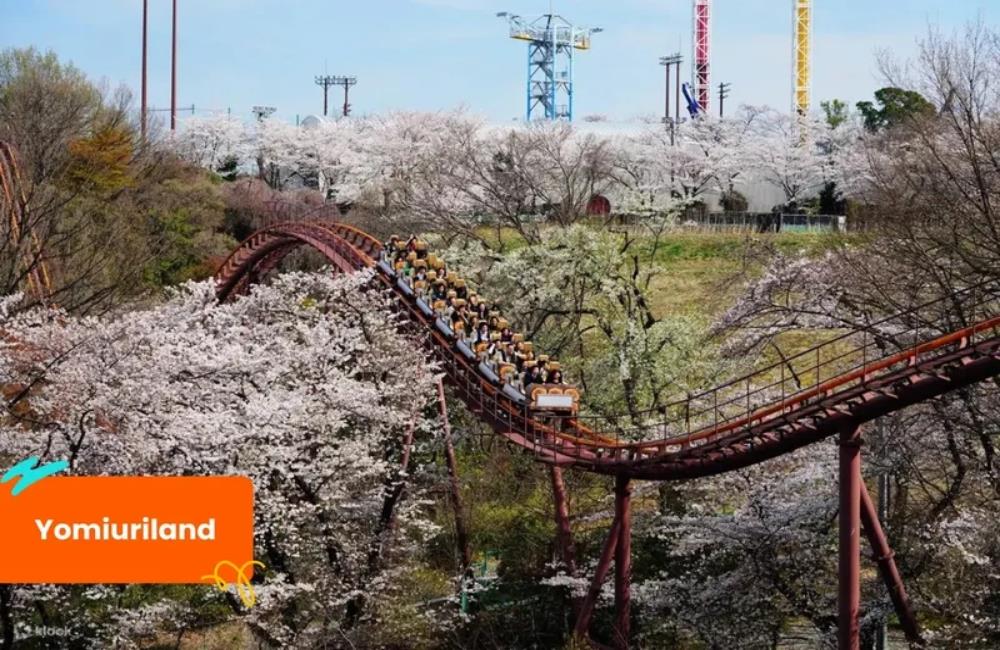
[202,560,265,608]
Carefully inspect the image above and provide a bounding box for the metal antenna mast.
[497,10,601,121]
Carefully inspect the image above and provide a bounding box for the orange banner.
[0,476,254,584]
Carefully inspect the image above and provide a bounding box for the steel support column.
[839,424,862,650]
[573,508,623,639]
[613,474,633,649]
[860,482,922,644]
[437,378,472,569]
[550,466,577,575]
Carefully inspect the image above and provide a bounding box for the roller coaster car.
[530,385,581,412]
[375,245,580,414]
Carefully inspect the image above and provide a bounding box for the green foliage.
[818,181,846,215]
[140,171,232,288]
[215,155,239,182]
[65,124,134,193]
[0,47,232,311]
[649,231,834,263]
[856,87,935,132]
[142,210,203,286]
[463,447,556,576]
[0,47,101,183]
[369,565,456,649]
[820,98,849,129]
[719,188,748,212]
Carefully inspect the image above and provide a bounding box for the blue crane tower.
[497,11,602,122]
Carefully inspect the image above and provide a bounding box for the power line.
[148,104,194,115]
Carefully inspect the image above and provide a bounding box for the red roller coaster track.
[216,220,1000,649]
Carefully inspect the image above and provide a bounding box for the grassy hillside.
[641,231,839,318]
[471,225,839,319]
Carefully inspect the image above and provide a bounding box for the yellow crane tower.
[793,0,812,116]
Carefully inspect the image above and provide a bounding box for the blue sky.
[2,1,995,123]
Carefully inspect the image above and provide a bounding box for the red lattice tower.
[692,0,711,113]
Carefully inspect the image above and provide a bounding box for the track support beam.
[550,466,578,576]
[437,378,472,570]
[573,504,623,639]
[572,473,634,648]
[613,475,633,649]
[838,424,862,650]
[860,482,922,644]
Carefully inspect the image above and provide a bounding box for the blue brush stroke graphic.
[1,456,69,496]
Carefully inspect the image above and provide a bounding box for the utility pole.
[663,59,669,123]
[659,53,682,145]
[675,55,681,136]
[316,76,356,117]
[315,75,335,117]
[170,0,178,131]
[876,471,891,650]
[140,0,148,139]
[332,76,357,117]
[718,81,731,118]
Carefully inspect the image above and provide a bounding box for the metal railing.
[557,280,1000,455]
[400,275,1000,465]
[611,212,845,233]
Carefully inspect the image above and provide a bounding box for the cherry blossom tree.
[397,117,618,245]
[0,272,455,648]
[706,241,1000,648]
[610,125,687,216]
[168,114,249,172]
[636,447,842,648]
[611,107,771,217]
[745,109,828,207]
